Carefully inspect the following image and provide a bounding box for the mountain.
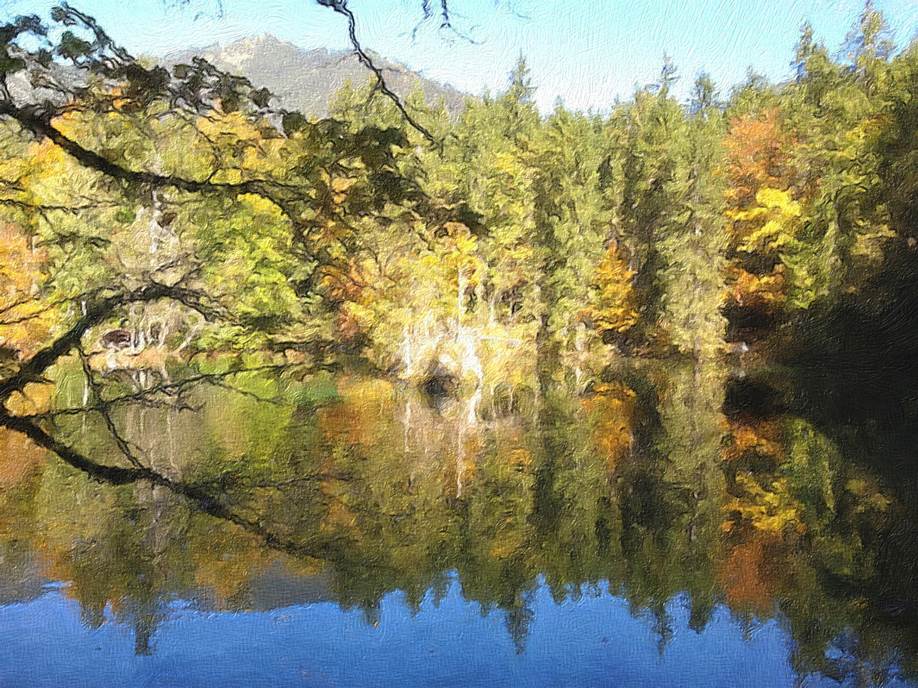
[163,34,468,118]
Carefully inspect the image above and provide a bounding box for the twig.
[316,0,439,145]
[77,344,146,469]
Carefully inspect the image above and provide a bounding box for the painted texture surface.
[0,1,917,686]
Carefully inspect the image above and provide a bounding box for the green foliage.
[658,76,728,356]
[0,7,916,682]
[1,3,914,398]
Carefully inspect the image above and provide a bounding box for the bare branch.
[315,0,438,145]
[17,362,298,422]
[0,281,217,401]
[0,410,345,560]
[76,345,147,469]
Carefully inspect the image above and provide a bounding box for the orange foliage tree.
[722,108,799,335]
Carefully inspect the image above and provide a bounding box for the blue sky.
[4,0,917,112]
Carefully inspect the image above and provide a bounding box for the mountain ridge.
[162,34,469,118]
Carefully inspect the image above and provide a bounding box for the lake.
[0,361,915,687]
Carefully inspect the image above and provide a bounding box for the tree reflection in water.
[0,360,915,686]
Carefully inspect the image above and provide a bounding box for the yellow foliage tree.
[584,242,638,335]
[731,187,802,255]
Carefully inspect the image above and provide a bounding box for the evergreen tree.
[658,74,728,357]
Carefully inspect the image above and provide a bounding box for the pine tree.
[658,74,728,357]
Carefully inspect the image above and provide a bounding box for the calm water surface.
[0,362,915,687]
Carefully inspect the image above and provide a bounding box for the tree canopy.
[0,0,915,510]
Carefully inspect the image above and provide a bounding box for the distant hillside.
[163,34,468,118]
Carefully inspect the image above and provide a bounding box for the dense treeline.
[326,3,916,396]
[1,5,917,679]
[0,3,916,406]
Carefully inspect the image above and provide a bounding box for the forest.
[0,2,915,425]
[0,3,917,684]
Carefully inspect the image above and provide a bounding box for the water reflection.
[0,361,915,687]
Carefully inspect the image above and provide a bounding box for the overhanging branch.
[0,281,216,401]
[316,0,438,145]
[0,410,344,560]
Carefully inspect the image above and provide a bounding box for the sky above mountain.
[5,0,917,112]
